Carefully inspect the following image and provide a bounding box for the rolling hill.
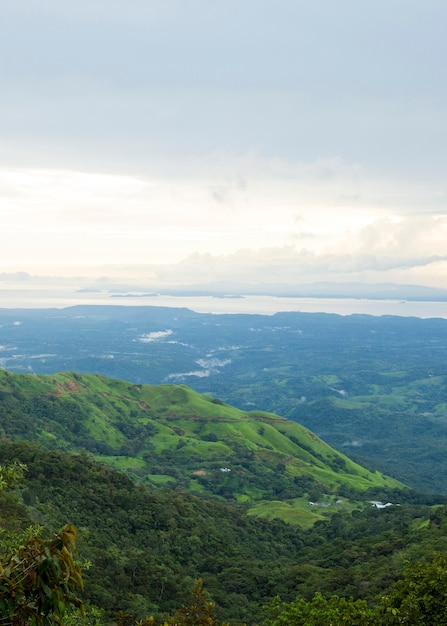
[0,368,402,526]
[2,305,447,493]
[0,438,440,625]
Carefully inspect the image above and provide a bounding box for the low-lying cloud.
[165,355,232,382]
[138,330,173,343]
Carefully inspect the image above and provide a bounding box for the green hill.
[0,439,306,623]
[0,439,442,625]
[0,369,402,525]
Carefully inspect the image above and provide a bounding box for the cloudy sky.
[1,0,447,289]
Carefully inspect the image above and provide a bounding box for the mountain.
[0,438,441,625]
[1,305,447,492]
[0,368,445,624]
[0,368,401,526]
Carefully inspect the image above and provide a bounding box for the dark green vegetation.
[0,440,446,625]
[0,439,303,623]
[0,521,83,625]
[1,306,447,492]
[2,306,447,623]
[0,368,401,527]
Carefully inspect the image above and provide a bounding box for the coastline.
[1,288,447,319]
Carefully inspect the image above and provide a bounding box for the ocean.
[1,287,447,319]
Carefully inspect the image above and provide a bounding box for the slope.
[0,439,442,626]
[0,369,402,525]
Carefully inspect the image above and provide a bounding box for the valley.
[1,437,443,625]
[1,305,447,492]
[0,306,447,623]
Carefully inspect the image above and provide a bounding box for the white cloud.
[166,370,211,381]
[195,358,231,369]
[148,212,447,287]
[138,330,173,343]
[1,158,445,288]
[350,216,447,257]
[166,355,231,382]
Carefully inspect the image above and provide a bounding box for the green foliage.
[381,553,447,624]
[164,578,227,626]
[0,524,84,625]
[0,461,27,491]
[0,462,84,625]
[0,369,402,527]
[263,592,381,625]
[0,440,306,624]
[1,369,447,624]
[63,605,105,625]
[0,439,446,624]
[114,578,229,626]
[263,553,447,625]
[3,307,447,493]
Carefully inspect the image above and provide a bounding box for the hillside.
[0,439,444,625]
[0,368,402,526]
[1,305,447,492]
[0,439,304,623]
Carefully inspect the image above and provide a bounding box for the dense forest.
[1,438,447,624]
[0,334,446,623]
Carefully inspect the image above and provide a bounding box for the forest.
[1,307,447,623]
[1,440,447,625]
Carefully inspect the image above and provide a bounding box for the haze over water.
[1,286,447,319]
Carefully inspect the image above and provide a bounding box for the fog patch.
[329,387,347,397]
[165,356,231,382]
[166,369,211,381]
[166,340,195,348]
[138,329,173,343]
[196,358,231,369]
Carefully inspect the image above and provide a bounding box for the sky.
[1,0,447,290]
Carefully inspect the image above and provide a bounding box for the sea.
[1,286,447,319]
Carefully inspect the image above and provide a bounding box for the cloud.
[153,248,446,284]
[138,330,173,343]
[352,216,447,257]
[147,214,447,287]
[195,358,231,369]
[165,355,231,382]
[2,160,444,287]
[1,1,446,180]
[1,2,447,290]
[166,370,211,381]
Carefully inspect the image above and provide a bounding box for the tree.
[115,579,229,626]
[381,552,447,624]
[263,592,381,626]
[0,462,84,625]
[0,460,26,491]
[166,578,223,626]
[0,523,84,625]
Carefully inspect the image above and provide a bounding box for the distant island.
[73,281,447,302]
